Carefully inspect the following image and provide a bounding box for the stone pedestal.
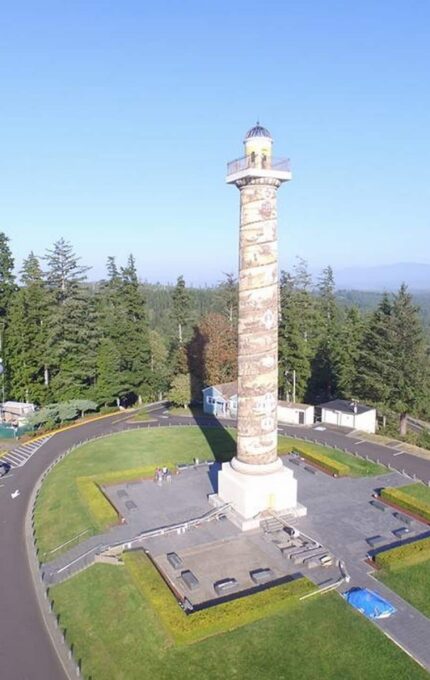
[217,457,300,521]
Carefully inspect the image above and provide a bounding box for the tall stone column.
[217,123,304,526]
[236,177,281,469]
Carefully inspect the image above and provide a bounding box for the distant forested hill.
[142,283,430,334]
[336,289,430,330]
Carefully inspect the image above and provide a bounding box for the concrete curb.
[25,446,87,679]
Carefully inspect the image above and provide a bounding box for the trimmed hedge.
[76,477,119,528]
[124,550,314,646]
[381,486,430,523]
[291,446,350,477]
[375,537,430,571]
[76,461,179,529]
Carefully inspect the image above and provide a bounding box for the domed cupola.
[244,122,272,140]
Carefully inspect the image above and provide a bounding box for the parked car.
[0,461,10,477]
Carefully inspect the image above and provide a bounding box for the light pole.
[284,369,296,403]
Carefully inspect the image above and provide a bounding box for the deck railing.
[227,155,291,175]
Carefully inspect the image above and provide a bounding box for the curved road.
[0,412,135,680]
[1,407,430,679]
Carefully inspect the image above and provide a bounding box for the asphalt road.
[0,413,132,680]
[1,406,430,680]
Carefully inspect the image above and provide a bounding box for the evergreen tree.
[278,259,321,401]
[216,273,238,327]
[355,294,395,405]
[333,307,365,398]
[45,237,90,303]
[0,232,17,398]
[309,265,341,400]
[7,253,49,403]
[278,270,312,402]
[44,239,97,400]
[171,275,191,344]
[0,232,16,319]
[149,329,170,398]
[390,284,428,434]
[95,338,125,405]
[117,255,151,401]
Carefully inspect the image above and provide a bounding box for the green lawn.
[396,483,430,505]
[378,560,430,618]
[50,562,428,680]
[279,437,387,477]
[381,483,430,523]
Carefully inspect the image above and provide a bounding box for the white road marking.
[11,489,20,499]
[393,451,405,456]
[354,440,365,445]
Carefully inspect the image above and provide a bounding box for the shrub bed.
[123,550,314,645]
[381,486,430,523]
[76,477,119,528]
[375,537,430,571]
[291,446,350,477]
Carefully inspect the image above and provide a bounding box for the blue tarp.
[343,588,396,619]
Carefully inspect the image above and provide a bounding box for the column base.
[215,459,304,527]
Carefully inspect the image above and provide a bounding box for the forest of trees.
[1,232,430,435]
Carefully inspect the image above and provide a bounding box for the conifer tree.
[309,265,341,400]
[171,275,191,344]
[44,239,97,400]
[7,253,49,403]
[95,338,125,405]
[390,284,428,434]
[216,273,238,327]
[117,255,151,401]
[0,232,17,398]
[278,270,312,402]
[355,294,395,405]
[333,307,364,398]
[149,329,170,398]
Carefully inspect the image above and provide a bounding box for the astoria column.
[218,123,302,523]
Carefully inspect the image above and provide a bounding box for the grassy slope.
[378,560,430,618]
[51,563,428,680]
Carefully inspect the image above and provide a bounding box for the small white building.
[202,382,314,425]
[202,382,238,418]
[1,401,35,425]
[277,401,314,426]
[319,399,376,434]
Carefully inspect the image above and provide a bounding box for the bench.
[214,578,239,595]
[370,500,385,511]
[167,552,183,569]
[181,570,200,591]
[250,568,274,584]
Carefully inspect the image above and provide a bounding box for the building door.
[298,411,305,425]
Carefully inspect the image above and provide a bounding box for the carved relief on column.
[236,177,280,467]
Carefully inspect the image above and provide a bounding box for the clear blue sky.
[1,1,429,284]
